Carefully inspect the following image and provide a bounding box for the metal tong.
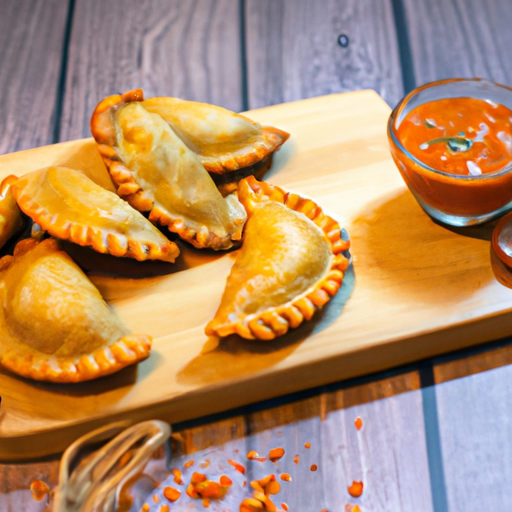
[53,420,171,512]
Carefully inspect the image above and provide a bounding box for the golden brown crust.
[90,90,246,250]
[0,238,152,383]
[0,175,24,250]
[1,334,152,383]
[10,167,180,263]
[141,97,290,175]
[205,177,350,340]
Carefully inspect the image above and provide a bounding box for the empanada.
[141,96,289,174]
[10,167,180,262]
[205,177,350,340]
[91,90,246,250]
[0,239,152,382]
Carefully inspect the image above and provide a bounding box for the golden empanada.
[0,176,24,250]
[205,177,350,340]
[91,90,246,250]
[10,167,180,262]
[0,238,151,382]
[141,96,290,174]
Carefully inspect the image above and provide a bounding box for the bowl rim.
[388,77,512,181]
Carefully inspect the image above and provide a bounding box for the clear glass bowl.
[388,78,512,226]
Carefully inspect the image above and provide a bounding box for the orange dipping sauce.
[397,98,512,176]
[388,79,512,225]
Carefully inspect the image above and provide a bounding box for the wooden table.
[2,1,512,511]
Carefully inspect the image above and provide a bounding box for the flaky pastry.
[10,166,180,262]
[141,96,290,174]
[0,239,151,382]
[0,175,24,250]
[205,177,350,340]
[91,90,247,250]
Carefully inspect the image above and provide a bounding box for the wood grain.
[244,0,404,108]
[59,0,244,142]
[0,0,68,155]
[2,91,512,460]
[246,372,434,512]
[398,2,512,509]
[402,0,512,87]
[431,342,512,511]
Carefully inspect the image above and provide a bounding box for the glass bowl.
[388,78,512,226]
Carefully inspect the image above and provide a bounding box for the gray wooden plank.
[433,344,512,512]
[0,459,58,512]
[245,372,434,512]
[244,0,404,109]
[59,0,244,142]
[0,0,69,154]
[402,0,512,87]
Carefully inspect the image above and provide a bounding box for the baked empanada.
[0,238,151,382]
[90,90,246,250]
[141,96,290,174]
[205,177,350,340]
[10,167,180,262]
[0,176,24,250]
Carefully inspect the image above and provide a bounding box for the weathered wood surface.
[402,0,512,88]
[3,0,512,509]
[0,372,434,511]
[0,0,69,155]
[431,340,512,512]
[401,2,512,510]
[59,0,244,142]
[245,0,404,108]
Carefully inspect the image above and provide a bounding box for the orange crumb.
[184,459,195,469]
[187,484,200,499]
[293,455,300,464]
[280,473,292,482]
[348,481,364,498]
[163,486,181,502]
[243,480,247,486]
[160,505,170,512]
[220,475,233,487]
[30,480,49,501]
[152,494,160,503]
[282,503,289,511]
[354,417,363,430]
[266,481,281,495]
[187,473,233,501]
[247,450,267,462]
[268,447,285,462]
[240,497,265,511]
[171,468,184,485]
[304,442,311,449]
[353,506,361,512]
[141,505,150,512]
[310,464,318,472]
[228,459,246,474]
[191,472,207,484]
[200,459,211,468]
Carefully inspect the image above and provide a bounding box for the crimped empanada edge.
[10,171,179,263]
[0,334,152,383]
[205,177,351,340]
[90,90,243,251]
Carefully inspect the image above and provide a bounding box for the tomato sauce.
[397,98,512,176]
[390,96,512,220]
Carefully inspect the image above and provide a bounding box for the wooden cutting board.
[1,90,511,461]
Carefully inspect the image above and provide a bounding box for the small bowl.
[388,78,512,226]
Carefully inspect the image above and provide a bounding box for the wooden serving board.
[1,90,511,461]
